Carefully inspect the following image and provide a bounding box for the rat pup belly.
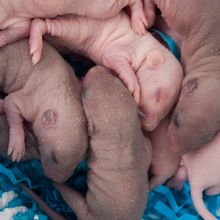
[29,11,183,131]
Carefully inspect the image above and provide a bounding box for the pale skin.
[0,114,39,160]
[167,132,220,220]
[0,39,88,183]
[143,0,220,153]
[141,2,220,217]
[0,66,152,220]
[0,116,67,220]
[29,11,183,131]
[55,66,152,220]
[141,2,220,213]
[0,0,154,48]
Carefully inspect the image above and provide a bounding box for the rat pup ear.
[182,78,198,95]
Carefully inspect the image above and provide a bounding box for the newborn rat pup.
[0,0,155,47]
[167,131,220,220]
[29,11,183,131]
[0,39,88,183]
[55,66,152,220]
[145,0,220,153]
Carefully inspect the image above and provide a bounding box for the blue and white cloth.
[1,157,220,220]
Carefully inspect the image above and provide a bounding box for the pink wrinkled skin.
[0,39,88,183]
[29,11,183,131]
[146,0,220,153]
[0,0,155,47]
[0,114,39,160]
[167,132,220,220]
[55,66,152,220]
[143,2,220,217]
[148,117,181,189]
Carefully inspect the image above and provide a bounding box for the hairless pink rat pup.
[29,11,183,131]
[0,66,152,220]
[143,0,220,153]
[141,0,220,194]
[133,5,220,220]
[166,131,220,220]
[0,0,155,48]
[53,66,152,220]
[0,39,88,183]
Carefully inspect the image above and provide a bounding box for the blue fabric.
[1,157,220,220]
[150,28,181,61]
[0,158,88,219]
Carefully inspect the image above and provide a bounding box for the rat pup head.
[168,75,220,154]
[35,105,87,183]
[137,48,183,131]
[32,75,88,183]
